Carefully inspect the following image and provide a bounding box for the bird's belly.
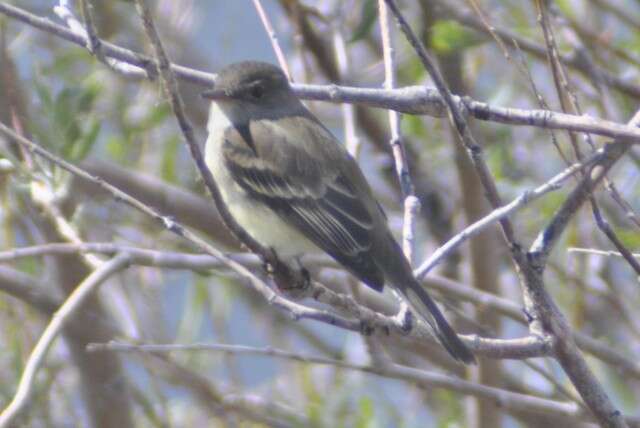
[226,190,318,258]
[205,136,317,260]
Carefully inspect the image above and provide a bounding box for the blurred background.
[0,0,639,427]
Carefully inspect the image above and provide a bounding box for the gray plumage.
[204,61,474,364]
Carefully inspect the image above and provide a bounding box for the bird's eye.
[250,84,264,99]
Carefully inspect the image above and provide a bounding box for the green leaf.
[136,104,171,132]
[355,396,375,428]
[76,84,100,112]
[161,135,180,183]
[300,366,323,425]
[554,0,574,18]
[431,20,480,54]
[349,0,377,43]
[433,388,464,426]
[106,135,127,162]
[614,228,640,249]
[71,119,101,161]
[45,81,103,160]
[53,88,80,142]
[33,77,53,110]
[402,115,426,139]
[44,48,91,77]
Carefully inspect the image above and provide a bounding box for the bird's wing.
[222,118,385,290]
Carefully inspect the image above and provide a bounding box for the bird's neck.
[208,98,309,134]
[207,102,235,135]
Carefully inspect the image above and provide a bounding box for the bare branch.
[430,0,640,99]
[378,0,419,263]
[0,254,131,427]
[252,0,292,81]
[86,341,590,421]
[53,0,148,77]
[331,26,360,157]
[0,267,58,313]
[569,248,640,259]
[529,142,630,268]
[382,1,631,426]
[416,147,606,278]
[383,0,519,253]
[1,4,640,142]
[0,124,379,338]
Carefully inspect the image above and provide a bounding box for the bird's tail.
[400,279,475,364]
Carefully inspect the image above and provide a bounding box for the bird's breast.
[205,103,318,259]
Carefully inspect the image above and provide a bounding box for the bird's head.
[203,61,298,122]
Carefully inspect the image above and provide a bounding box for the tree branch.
[1,3,640,142]
[0,253,131,427]
[85,341,594,422]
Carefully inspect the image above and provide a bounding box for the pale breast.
[205,103,318,259]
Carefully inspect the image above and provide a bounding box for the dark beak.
[201,88,230,100]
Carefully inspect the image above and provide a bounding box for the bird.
[202,61,474,364]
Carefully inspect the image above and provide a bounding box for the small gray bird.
[203,61,474,364]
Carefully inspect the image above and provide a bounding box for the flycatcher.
[203,61,474,364]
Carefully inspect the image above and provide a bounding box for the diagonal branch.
[382,0,518,251]
[382,1,632,426]
[85,341,599,422]
[0,253,131,427]
[1,4,640,142]
[416,147,607,278]
[132,0,308,292]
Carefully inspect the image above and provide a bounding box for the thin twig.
[30,181,102,269]
[428,0,640,99]
[252,0,292,81]
[378,0,419,263]
[331,26,360,157]
[0,243,266,268]
[85,341,593,421]
[134,0,310,292]
[383,0,518,251]
[605,181,640,229]
[568,248,640,259]
[0,253,131,427]
[0,124,374,336]
[415,147,606,278]
[536,0,640,277]
[464,0,570,165]
[1,4,640,142]
[383,1,630,425]
[76,0,99,55]
[53,0,147,77]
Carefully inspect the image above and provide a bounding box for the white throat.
[207,102,234,135]
[204,101,318,259]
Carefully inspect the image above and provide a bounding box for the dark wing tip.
[337,253,385,292]
[404,283,476,364]
[435,329,476,365]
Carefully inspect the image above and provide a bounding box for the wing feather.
[222,122,386,290]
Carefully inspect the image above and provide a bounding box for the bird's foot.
[392,302,413,334]
[265,249,310,297]
[359,320,375,336]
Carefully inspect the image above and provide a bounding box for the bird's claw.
[393,304,413,334]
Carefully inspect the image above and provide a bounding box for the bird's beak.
[201,87,230,100]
